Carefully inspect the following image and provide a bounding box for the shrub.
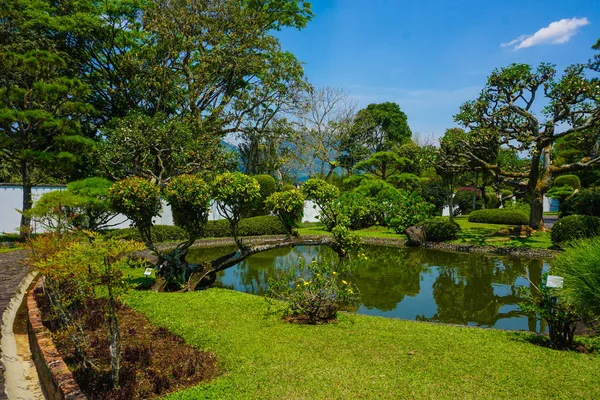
[551,214,600,246]
[419,179,446,214]
[107,177,162,242]
[266,258,359,324]
[250,174,277,216]
[503,198,531,215]
[559,188,600,217]
[386,191,436,234]
[484,193,500,209]
[280,183,296,192]
[419,219,461,242]
[331,225,362,254]
[105,216,287,242]
[163,174,212,239]
[338,192,377,229]
[553,174,581,190]
[553,236,600,319]
[519,274,578,349]
[302,178,345,231]
[468,209,528,225]
[386,173,421,191]
[265,190,305,236]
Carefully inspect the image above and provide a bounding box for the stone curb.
[27,279,86,400]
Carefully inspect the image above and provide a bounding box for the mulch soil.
[35,290,218,399]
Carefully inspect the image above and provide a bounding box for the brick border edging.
[27,278,87,400]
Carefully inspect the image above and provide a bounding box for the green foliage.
[250,174,277,216]
[546,186,576,201]
[341,102,411,168]
[386,191,436,234]
[559,188,600,217]
[386,172,421,191]
[519,274,578,349]
[265,190,305,236]
[280,183,296,192]
[484,193,500,209]
[105,225,188,243]
[107,177,162,243]
[213,172,261,248]
[342,175,367,191]
[331,225,363,254]
[553,236,600,320]
[27,178,117,233]
[302,178,345,231]
[353,151,411,180]
[468,209,528,225]
[338,192,377,230]
[419,178,446,214]
[551,215,600,246]
[454,188,481,215]
[267,258,359,324]
[420,219,461,242]
[163,174,212,239]
[553,175,581,190]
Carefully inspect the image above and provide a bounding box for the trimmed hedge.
[467,209,528,225]
[420,219,461,242]
[104,215,287,242]
[551,214,600,246]
[553,174,581,190]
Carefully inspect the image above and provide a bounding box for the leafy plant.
[267,258,359,324]
[331,225,362,255]
[107,177,162,245]
[560,188,600,217]
[265,190,305,236]
[518,274,579,349]
[302,178,346,231]
[338,192,377,229]
[420,219,461,242]
[551,214,600,246]
[553,236,600,320]
[213,172,261,249]
[386,191,436,234]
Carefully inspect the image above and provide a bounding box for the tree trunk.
[529,191,544,229]
[20,161,32,238]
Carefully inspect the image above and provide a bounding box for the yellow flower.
[342,280,348,285]
[304,281,310,286]
[332,271,337,275]
[348,289,354,294]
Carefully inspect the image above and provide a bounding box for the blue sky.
[277,0,600,140]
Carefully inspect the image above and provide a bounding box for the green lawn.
[125,288,599,399]
[298,218,555,249]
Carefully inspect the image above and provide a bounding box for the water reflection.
[187,245,548,332]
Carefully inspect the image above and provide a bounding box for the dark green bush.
[551,215,600,246]
[484,193,500,209]
[553,174,581,190]
[249,174,277,216]
[104,216,286,242]
[559,188,600,217]
[280,183,296,192]
[419,219,461,242]
[419,179,446,214]
[454,188,482,215]
[467,209,528,225]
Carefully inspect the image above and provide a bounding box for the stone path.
[544,215,559,229]
[0,250,29,400]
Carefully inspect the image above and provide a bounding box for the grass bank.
[298,217,554,250]
[126,289,599,400]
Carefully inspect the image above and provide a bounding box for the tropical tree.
[453,61,600,228]
[0,50,94,234]
[340,102,411,169]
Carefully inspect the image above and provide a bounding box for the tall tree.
[0,50,93,233]
[453,62,600,228]
[293,86,357,179]
[340,102,411,170]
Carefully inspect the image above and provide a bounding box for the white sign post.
[144,268,154,277]
[546,275,564,289]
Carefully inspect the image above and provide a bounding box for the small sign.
[546,275,564,288]
[143,268,154,277]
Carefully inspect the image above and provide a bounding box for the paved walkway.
[0,250,29,400]
[544,215,559,229]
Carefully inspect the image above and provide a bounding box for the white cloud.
[501,17,589,50]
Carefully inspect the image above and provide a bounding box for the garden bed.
[33,285,218,399]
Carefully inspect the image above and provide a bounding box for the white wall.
[0,186,320,233]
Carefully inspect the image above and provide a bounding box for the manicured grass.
[126,289,600,399]
[298,219,555,249]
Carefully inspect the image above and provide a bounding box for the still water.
[187,245,549,332]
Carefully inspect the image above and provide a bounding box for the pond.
[187,245,549,332]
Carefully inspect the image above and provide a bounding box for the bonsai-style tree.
[26,178,120,234]
[213,172,261,249]
[265,190,305,237]
[453,62,600,229]
[301,178,346,231]
[353,151,412,181]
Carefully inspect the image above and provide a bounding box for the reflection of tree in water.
[350,246,427,311]
[421,255,544,328]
